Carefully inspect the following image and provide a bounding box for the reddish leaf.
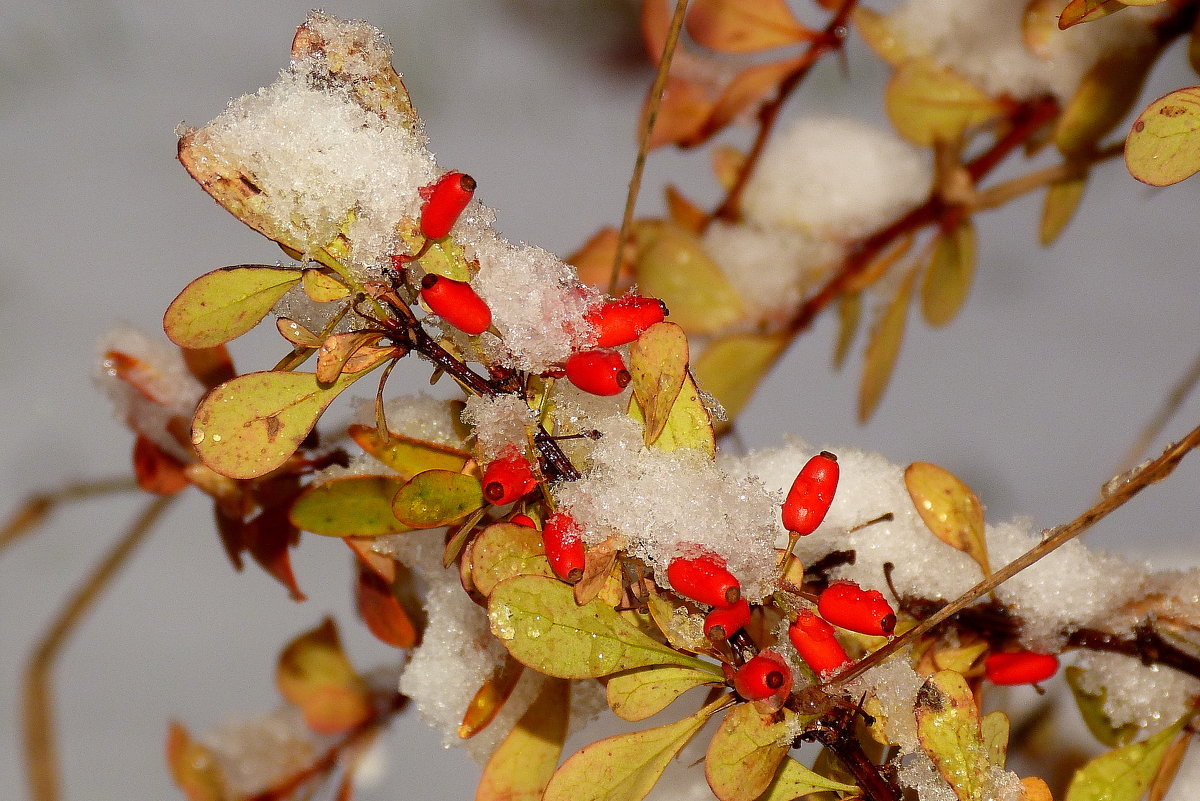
[356,561,419,648]
[641,0,671,65]
[459,656,525,739]
[345,537,397,583]
[244,503,307,602]
[133,435,191,495]
[686,0,814,53]
[182,344,237,389]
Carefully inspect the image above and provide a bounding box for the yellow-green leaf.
[488,575,708,679]
[290,475,411,537]
[302,268,349,302]
[164,266,301,349]
[397,227,473,281]
[981,711,1010,768]
[471,522,555,597]
[348,424,469,480]
[193,370,366,480]
[904,461,991,576]
[1148,729,1192,801]
[628,372,716,456]
[606,664,723,722]
[1059,0,1127,28]
[629,322,690,444]
[276,617,372,735]
[391,469,484,529]
[1055,49,1154,157]
[166,722,228,801]
[757,757,859,801]
[833,293,861,371]
[634,222,745,335]
[1065,666,1140,747]
[477,678,571,801]
[706,704,792,801]
[692,333,786,428]
[542,698,725,801]
[854,6,912,67]
[885,59,1005,146]
[915,670,991,801]
[1040,173,1088,245]
[920,220,976,328]
[1065,712,1193,801]
[1125,87,1200,186]
[858,268,916,422]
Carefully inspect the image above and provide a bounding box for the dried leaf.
[706,704,792,801]
[477,678,571,801]
[1065,713,1193,801]
[574,539,620,606]
[904,461,991,576]
[316,331,386,383]
[981,710,1010,768]
[633,222,745,333]
[833,293,861,371]
[276,617,372,735]
[471,522,555,597]
[757,757,859,801]
[1040,173,1087,245]
[348,424,470,479]
[302,268,349,302]
[1064,666,1139,747]
[1059,0,1127,28]
[915,670,992,801]
[1125,87,1200,186]
[885,59,1005,146]
[692,333,786,428]
[665,185,708,233]
[291,475,411,537]
[606,664,723,722]
[391,469,484,529]
[920,220,976,328]
[193,370,367,480]
[706,57,805,136]
[356,560,418,648]
[1055,49,1154,157]
[460,656,525,739]
[630,321,690,444]
[686,0,813,53]
[628,372,716,457]
[164,266,302,349]
[166,721,227,801]
[858,268,916,422]
[542,698,724,801]
[133,435,190,495]
[488,575,708,679]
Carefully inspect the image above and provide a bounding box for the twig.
[1,477,139,556]
[969,142,1124,212]
[610,0,690,295]
[829,421,1200,687]
[1116,347,1200,477]
[23,494,175,801]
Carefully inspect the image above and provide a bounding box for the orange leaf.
[166,722,227,801]
[1058,0,1127,29]
[686,0,814,52]
[665,185,708,233]
[345,536,397,583]
[706,56,804,141]
[133,435,190,495]
[459,656,525,739]
[243,504,307,602]
[277,618,373,735]
[646,76,715,149]
[182,344,236,389]
[356,561,419,649]
[568,227,633,290]
[641,0,671,65]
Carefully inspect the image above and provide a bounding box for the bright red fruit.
[666,550,741,607]
[984,651,1059,685]
[782,451,839,536]
[482,451,537,506]
[510,514,537,528]
[704,598,751,642]
[420,171,476,240]
[733,651,793,701]
[564,349,631,396]
[420,274,492,335]
[817,581,896,637]
[788,610,851,678]
[542,512,586,583]
[584,295,668,348]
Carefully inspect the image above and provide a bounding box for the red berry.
[420,273,492,335]
[510,513,537,528]
[543,512,586,583]
[984,651,1059,685]
[704,598,751,642]
[420,171,476,240]
[564,349,631,396]
[733,651,793,702]
[584,295,668,348]
[817,581,896,637]
[666,550,741,607]
[782,452,839,536]
[482,450,537,506]
[788,610,852,678]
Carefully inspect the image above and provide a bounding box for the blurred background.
[2,0,1198,799]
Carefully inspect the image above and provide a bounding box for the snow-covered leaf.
[915,670,991,801]
[1064,666,1139,747]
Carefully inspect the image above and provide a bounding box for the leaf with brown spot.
[915,670,992,801]
[686,0,813,52]
[276,617,372,735]
[1126,87,1200,186]
[904,461,991,576]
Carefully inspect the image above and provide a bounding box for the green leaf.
[915,670,991,801]
[858,268,916,422]
[885,59,1004,146]
[920,220,976,328]
[705,704,792,801]
[1125,87,1200,186]
[1065,666,1140,747]
[477,678,571,801]
[348,424,469,480]
[757,757,859,801]
[396,227,473,281]
[542,698,725,801]
[633,222,745,335]
[1065,713,1193,801]
[276,617,371,735]
[628,372,716,457]
[290,475,411,537]
[1040,173,1088,246]
[904,461,991,576]
[391,469,484,529]
[193,369,366,480]
[692,333,786,429]
[164,266,301,349]
[606,664,723,722]
[471,522,555,597]
[1055,49,1154,157]
[629,322,690,444]
[488,575,709,679]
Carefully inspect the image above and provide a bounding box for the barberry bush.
[5,3,1200,801]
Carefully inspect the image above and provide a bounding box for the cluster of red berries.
[789,580,897,679]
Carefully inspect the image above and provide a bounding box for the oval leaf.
[629,321,690,444]
[356,561,419,648]
[915,670,990,801]
[859,268,916,422]
[634,222,744,334]
[758,757,859,800]
[392,469,484,529]
[885,60,1004,146]
[1040,173,1088,246]
[1065,713,1193,801]
[1125,87,1200,186]
[920,220,976,328]
[193,369,366,480]
[477,678,571,801]
[164,266,301,349]
[706,704,792,801]
[1055,49,1154,157]
[686,0,812,53]
[628,372,716,456]
[1059,0,1127,28]
[472,522,555,597]
[488,575,708,679]
[276,617,372,735]
[606,664,723,722]
[291,475,411,537]
[904,461,991,575]
[348,424,470,480]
